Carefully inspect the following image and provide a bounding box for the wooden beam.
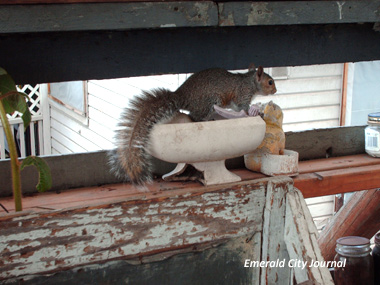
[294,153,380,199]
[2,24,380,85]
[2,1,380,33]
[239,154,380,198]
[219,1,380,26]
[285,125,365,161]
[297,154,380,174]
[1,0,211,3]
[0,2,218,33]
[317,189,380,262]
[1,154,379,213]
[294,164,380,198]
[0,0,227,3]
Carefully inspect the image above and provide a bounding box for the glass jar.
[334,236,374,285]
[373,232,380,285]
[365,112,380,157]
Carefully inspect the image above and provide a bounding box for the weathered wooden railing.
[0,177,333,284]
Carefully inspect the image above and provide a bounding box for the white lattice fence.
[0,84,45,159]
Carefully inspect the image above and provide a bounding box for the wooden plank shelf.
[1,154,379,213]
[295,154,380,198]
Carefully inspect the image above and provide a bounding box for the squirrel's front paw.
[248,104,260,117]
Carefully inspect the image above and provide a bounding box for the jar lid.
[368,112,380,122]
[336,236,370,246]
[336,236,371,256]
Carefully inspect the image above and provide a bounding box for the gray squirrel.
[109,66,277,186]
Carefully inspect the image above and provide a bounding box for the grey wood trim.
[1,1,380,33]
[285,125,365,160]
[0,2,218,33]
[219,1,380,26]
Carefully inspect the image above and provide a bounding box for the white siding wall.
[48,74,189,154]
[256,63,343,131]
[50,104,111,154]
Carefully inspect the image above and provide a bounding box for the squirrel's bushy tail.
[109,88,181,185]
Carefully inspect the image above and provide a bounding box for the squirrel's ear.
[256,66,264,81]
[248,63,256,72]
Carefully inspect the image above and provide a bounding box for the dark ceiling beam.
[1,1,380,84]
[1,23,380,84]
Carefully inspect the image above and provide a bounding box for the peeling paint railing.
[0,177,334,284]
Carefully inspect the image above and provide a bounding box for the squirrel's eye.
[268,80,273,86]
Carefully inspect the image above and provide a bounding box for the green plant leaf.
[21,156,53,193]
[0,70,31,130]
[0,73,17,96]
[0,67,7,75]
[20,104,32,131]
